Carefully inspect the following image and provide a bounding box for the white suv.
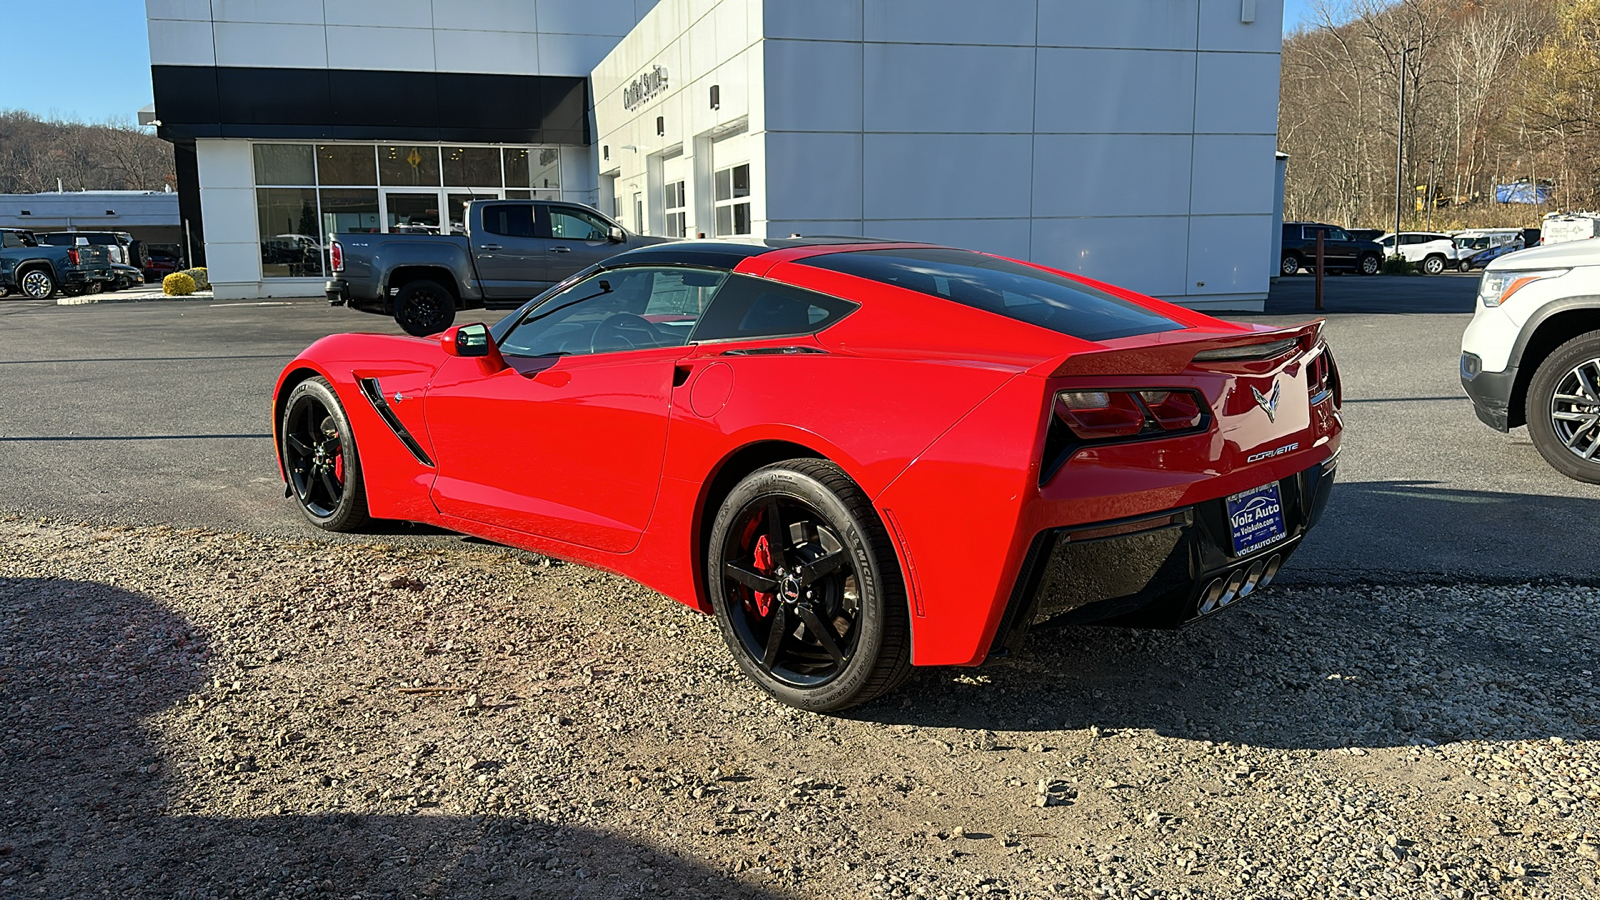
[1461,239,1600,481]
[1377,232,1459,275]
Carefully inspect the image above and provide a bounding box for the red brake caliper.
[332,448,344,484]
[750,533,775,617]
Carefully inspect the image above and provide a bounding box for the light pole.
[1393,45,1411,243]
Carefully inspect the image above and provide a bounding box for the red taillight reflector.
[1139,390,1203,430]
[1054,389,1210,442]
[1055,391,1146,438]
[67,248,79,265]
[330,240,344,273]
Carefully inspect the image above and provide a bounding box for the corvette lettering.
[1247,442,1299,463]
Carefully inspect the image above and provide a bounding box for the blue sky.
[0,0,152,124]
[0,1,1318,124]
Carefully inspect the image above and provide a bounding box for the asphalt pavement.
[1,276,1595,587]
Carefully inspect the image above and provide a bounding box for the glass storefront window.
[379,145,441,187]
[320,189,380,237]
[503,149,531,189]
[444,147,501,187]
[316,145,377,186]
[532,148,561,191]
[257,188,322,277]
[253,142,556,276]
[254,145,315,186]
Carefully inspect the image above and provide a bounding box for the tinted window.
[499,266,727,358]
[550,207,613,240]
[800,248,1181,342]
[481,204,536,239]
[1,231,26,249]
[692,275,857,342]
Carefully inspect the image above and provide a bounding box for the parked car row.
[1282,222,1548,277]
[0,228,115,299]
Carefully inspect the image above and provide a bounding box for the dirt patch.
[1,518,1596,898]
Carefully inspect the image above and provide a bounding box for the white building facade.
[147,0,1284,308]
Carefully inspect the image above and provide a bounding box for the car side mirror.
[440,323,504,369]
[609,226,626,243]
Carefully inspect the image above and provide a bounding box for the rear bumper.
[1460,352,1515,432]
[325,279,350,307]
[987,456,1338,661]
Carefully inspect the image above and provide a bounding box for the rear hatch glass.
[799,247,1182,342]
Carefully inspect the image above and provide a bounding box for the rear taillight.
[1054,389,1209,442]
[67,248,79,265]
[1306,345,1342,409]
[330,240,344,273]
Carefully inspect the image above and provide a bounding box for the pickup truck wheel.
[1527,331,1600,484]
[393,280,456,337]
[1422,255,1446,275]
[19,268,56,299]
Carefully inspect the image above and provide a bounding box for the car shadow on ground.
[0,577,790,899]
[855,481,1600,750]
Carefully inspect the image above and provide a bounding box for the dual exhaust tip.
[1197,552,1284,616]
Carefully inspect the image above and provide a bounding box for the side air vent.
[358,378,435,467]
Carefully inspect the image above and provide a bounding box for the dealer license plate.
[1225,483,1287,555]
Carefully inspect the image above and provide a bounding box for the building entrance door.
[382,191,443,234]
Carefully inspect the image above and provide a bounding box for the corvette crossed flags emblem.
[1251,383,1281,423]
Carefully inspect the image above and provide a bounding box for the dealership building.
[145,0,1286,309]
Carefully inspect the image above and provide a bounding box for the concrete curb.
[57,289,215,306]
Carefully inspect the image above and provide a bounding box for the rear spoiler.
[1046,320,1326,378]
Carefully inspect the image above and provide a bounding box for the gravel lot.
[2,517,1596,899]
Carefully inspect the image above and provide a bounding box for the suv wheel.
[1421,255,1446,275]
[1358,253,1382,276]
[1280,254,1301,276]
[1527,331,1600,483]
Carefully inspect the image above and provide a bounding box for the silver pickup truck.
[326,199,666,336]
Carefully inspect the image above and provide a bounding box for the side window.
[692,275,857,342]
[550,207,613,241]
[1327,228,1350,242]
[499,266,727,358]
[1,232,21,250]
[480,204,536,239]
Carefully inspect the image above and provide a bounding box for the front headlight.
[1478,268,1569,307]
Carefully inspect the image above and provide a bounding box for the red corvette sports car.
[275,239,1341,711]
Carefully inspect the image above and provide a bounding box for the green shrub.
[163,272,197,296]
[179,267,210,290]
[1382,254,1416,276]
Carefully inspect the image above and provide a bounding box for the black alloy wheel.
[393,279,457,337]
[1528,331,1600,484]
[280,377,370,531]
[709,460,911,712]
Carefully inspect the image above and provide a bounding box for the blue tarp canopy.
[1496,181,1553,204]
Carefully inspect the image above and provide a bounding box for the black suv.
[1280,223,1385,276]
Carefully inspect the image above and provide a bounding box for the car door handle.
[548,246,571,253]
[478,244,502,251]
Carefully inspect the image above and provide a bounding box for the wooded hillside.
[0,111,175,195]
[1280,0,1600,230]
